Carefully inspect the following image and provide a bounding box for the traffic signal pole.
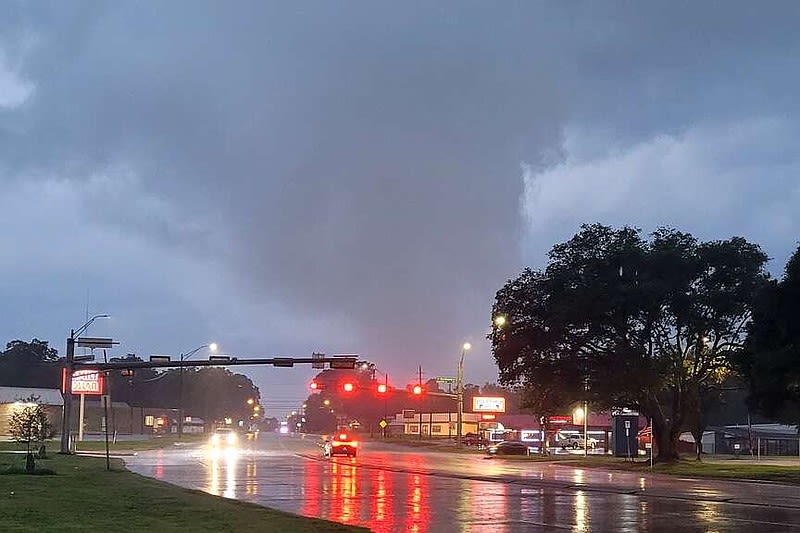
[60,332,75,454]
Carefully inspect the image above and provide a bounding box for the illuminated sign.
[520,430,540,442]
[472,396,506,413]
[63,369,105,395]
[548,415,572,425]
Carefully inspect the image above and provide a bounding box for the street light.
[61,314,110,454]
[456,341,471,449]
[178,342,217,438]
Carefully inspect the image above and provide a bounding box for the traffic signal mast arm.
[73,355,358,371]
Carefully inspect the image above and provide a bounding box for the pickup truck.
[558,434,598,450]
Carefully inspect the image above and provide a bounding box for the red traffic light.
[342,382,355,393]
[309,381,320,390]
[377,383,388,394]
[412,385,423,395]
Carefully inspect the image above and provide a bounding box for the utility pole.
[456,343,470,448]
[418,365,423,441]
[383,374,388,439]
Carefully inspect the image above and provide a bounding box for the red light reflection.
[405,472,430,533]
[301,451,438,533]
[154,449,164,479]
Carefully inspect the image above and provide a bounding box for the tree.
[8,396,54,472]
[738,245,800,427]
[0,339,60,388]
[492,224,768,461]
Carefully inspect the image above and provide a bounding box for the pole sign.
[76,337,116,349]
[62,368,105,395]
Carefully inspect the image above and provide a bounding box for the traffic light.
[342,382,355,393]
[377,383,388,394]
[309,381,320,391]
[412,384,423,395]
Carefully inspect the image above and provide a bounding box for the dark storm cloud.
[1,1,799,390]
[2,2,568,376]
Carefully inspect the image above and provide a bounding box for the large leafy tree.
[492,224,768,461]
[0,339,60,388]
[738,245,800,427]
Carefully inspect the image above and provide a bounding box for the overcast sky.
[1,2,798,417]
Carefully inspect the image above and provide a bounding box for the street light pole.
[60,314,109,454]
[456,342,471,449]
[178,343,217,439]
[584,399,589,458]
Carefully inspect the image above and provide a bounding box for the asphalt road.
[126,433,800,532]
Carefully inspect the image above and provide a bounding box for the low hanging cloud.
[522,118,800,273]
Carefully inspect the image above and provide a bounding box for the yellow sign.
[379,419,388,429]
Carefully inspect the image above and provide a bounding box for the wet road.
[126,434,800,532]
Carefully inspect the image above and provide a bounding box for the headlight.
[211,434,220,445]
[227,433,237,445]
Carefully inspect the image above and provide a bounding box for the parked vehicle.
[557,434,597,450]
[486,440,531,456]
[463,432,486,447]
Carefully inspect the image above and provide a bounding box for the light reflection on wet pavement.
[126,436,800,532]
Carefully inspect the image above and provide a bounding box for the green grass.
[0,435,206,454]
[0,453,369,532]
[488,453,800,484]
[627,459,800,484]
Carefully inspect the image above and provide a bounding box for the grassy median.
[484,453,800,484]
[0,451,368,532]
[0,435,208,454]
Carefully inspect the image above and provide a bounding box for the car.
[557,434,598,450]
[486,440,531,456]
[210,427,238,447]
[463,433,487,447]
[325,432,358,457]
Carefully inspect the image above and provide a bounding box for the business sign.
[548,415,572,425]
[62,368,105,395]
[520,430,540,442]
[472,396,506,413]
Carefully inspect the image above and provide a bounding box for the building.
[0,386,63,437]
[391,410,480,438]
[683,424,800,456]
